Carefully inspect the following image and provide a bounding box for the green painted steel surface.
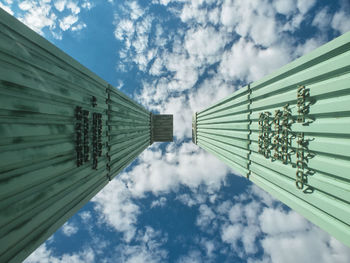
[152,114,173,142]
[0,9,172,263]
[193,31,350,247]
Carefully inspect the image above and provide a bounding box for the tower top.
[151,114,173,143]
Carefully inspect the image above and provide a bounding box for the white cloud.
[71,22,87,31]
[126,142,230,197]
[18,1,56,35]
[9,0,90,38]
[282,12,304,32]
[259,208,308,235]
[59,15,78,31]
[250,185,276,207]
[92,179,140,242]
[221,224,243,247]
[331,11,350,34]
[273,0,296,16]
[185,26,227,64]
[312,7,332,31]
[128,0,145,20]
[296,0,316,14]
[125,149,178,196]
[52,1,85,14]
[51,31,63,40]
[220,0,236,28]
[208,7,220,25]
[176,192,207,207]
[177,250,202,263]
[295,36,326,57]
[18,1,32,11]
[114,19,134,42]
[220,200,262,255]
[132,15,153,69]
[61,221,79,236]
[81,1,92,10]
[0,2,14,15]
[206,185,350,262]
[262,229,350,263]
[218,38,291,83]
[79,211,92,223]
[149,57,165,76]
[189,76,235,113]
[91,140,230,243]
[220,0,279,46]
[114,10,154,71]
[242,224,260,254]
[25,243,95,263]
[54,0,66,12]
[165,54,199,92]
[159,0,171,6]
[180,2,208,25]
[151,197,167,208]
[138,0,322,107]
[114,227,168,263]
[200,238,215,259]
[67,1,80,14]
[196,204,216,229]
[227,203,243,223]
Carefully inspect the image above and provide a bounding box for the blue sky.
[1,0,350,262]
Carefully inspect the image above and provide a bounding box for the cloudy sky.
[1,0,350,262]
